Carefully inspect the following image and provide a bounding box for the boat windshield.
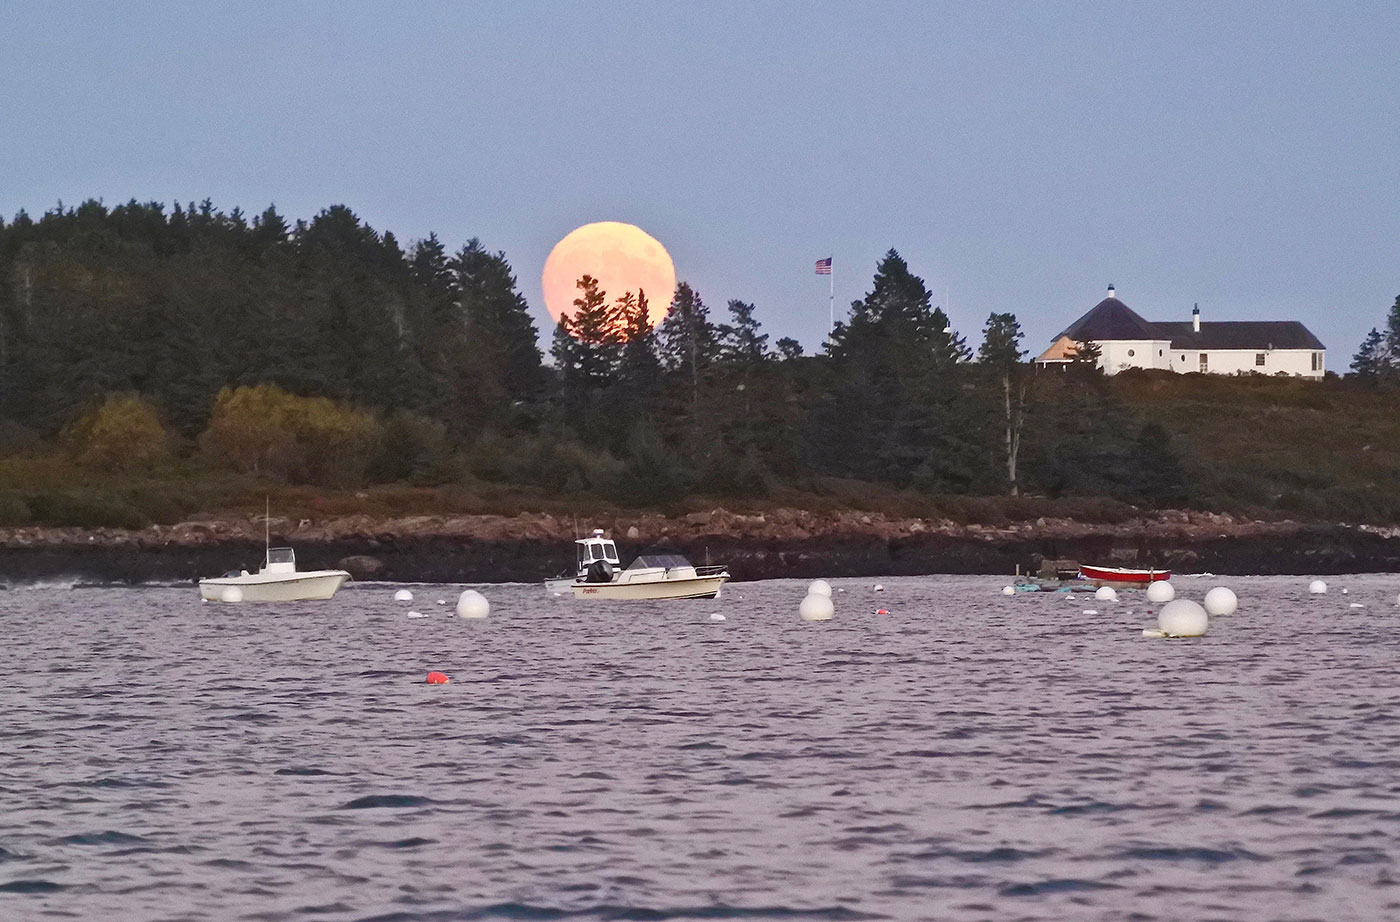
[627,553,692,570]
[265,547,295,566]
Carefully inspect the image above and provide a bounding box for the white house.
[1036,286,1326,378]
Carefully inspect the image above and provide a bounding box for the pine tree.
[452,239,544,400]
[1351,328,1387,379]
[657,282,717,411]
[978,312,1030,494]
[619,289,661,388]
[1383,295,1400,380]
[816,250,979,489]
[552,275,622,391]
[717,299,769,365]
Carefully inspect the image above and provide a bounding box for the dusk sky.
[4,1,1397,361]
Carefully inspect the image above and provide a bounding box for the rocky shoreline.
[2,508,1399,585]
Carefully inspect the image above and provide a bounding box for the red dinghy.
[1079,564,1171,585]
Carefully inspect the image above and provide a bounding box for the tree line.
[0,198,1192,509]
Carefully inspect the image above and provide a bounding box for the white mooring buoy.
[800,593,834,621]
[456,590,490,619]
[1146,580,1175,604]
[1203,587,1238,616]
[1156,599,1209,637]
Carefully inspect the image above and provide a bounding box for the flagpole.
[828,263,834,335]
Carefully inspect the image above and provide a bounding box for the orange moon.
[541,221,676,327]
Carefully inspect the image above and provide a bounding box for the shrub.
[26,491,149,529]
[367,411,458,485]
[0,493,31,525]
[64,394,170,470]
[199,384,379,487]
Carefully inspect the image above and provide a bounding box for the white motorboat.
[199,547,351,602]
[545,530,730,600]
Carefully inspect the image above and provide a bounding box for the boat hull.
[1079,565,1171,586]
[569,575,729,601]
[199,570,350,602]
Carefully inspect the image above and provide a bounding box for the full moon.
[541,222,676,327]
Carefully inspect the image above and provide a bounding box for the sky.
[3,1,1397,360]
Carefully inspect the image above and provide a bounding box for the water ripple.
[1,575,1398,921]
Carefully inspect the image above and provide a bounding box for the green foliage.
[1351,327,1387,378]
[199,384,379,486]
[551,275,623,393]
[26,490,149,529]
[367,411,458,485]
[64,393,171,470]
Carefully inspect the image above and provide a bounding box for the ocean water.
[2,574,1399,921]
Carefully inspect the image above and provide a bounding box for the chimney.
[1107,284,1116,300]
[1192,303,1201,333]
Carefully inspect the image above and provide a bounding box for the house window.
[1255,353,1266,366]
[1199,353,1208,372]
[1312,352,1322,371]
[1127,349,1135,357]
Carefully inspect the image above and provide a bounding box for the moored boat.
[199,547,351,602]
[545,529,729,600]
[1078,564,1171,586]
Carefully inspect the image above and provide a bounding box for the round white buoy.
[456,589,489,619]
[1309,580,1327,595]
[394,589,413,602]
[1002,585,1016,596]
[221,586,243,603]
[437,599,446,605]
[1095,586,1118,601]
[1157,599,1209,637]
[710,613,726,622]
[808,580,832,598]
[1203,586,1238,616]
[873,584,885,592]
[800,593,834,621]
[1146,580,1175,604]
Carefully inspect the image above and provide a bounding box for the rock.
[339,555,385,580]
[627,526,640,540]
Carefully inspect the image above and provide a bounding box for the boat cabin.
[616,553,699,584]
[575,530,621,572]
[264,547,297,574]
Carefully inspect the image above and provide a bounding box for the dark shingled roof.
[1055,297,1159,341]
[1152,321,1325,351]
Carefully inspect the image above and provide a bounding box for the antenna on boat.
[264,496,270,562]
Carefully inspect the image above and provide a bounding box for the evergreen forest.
[2,199,1398,528]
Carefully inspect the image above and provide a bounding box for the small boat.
[545,530,730,600]
[1078,564,1171,586]
[199,547,351,602]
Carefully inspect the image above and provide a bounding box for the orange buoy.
[875,608,889,615]
[425,671,450,685]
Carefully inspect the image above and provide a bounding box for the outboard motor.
[585,559,614,584]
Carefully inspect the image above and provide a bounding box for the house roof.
[1153,321,1325,351]
[1056,297,1161,342]
[1054,291,1326,351]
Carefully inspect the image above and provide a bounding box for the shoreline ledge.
[2,509,1399,584]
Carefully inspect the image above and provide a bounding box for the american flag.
[814,257,832,275]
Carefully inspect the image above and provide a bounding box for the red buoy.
[425,671,450,685]
[875,608,889,615]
